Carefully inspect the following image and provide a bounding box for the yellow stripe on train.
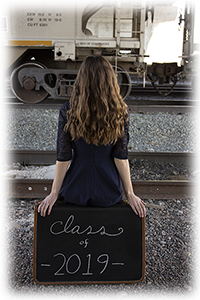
[8,40,52,46]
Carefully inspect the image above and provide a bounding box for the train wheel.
[113,65,131,100]
[10,62,49,103]
[192,76,200,99]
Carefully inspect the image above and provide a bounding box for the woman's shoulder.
[60,101,70,111]
[59,101,70,115]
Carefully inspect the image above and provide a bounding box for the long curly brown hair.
[65,55,129,146]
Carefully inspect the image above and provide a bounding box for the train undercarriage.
[0,0,200,103]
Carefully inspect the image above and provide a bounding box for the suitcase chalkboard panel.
[33,201,145,284]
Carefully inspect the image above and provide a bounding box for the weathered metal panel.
[8,7,77,39]
[3,3,144,47]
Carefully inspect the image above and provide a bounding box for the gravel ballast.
[6,197,198,297]
[4,159,196,181]
[5,108,198,153]
[4,106,200,298]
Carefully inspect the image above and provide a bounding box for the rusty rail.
[6,179,195,200]
[7,150,195,166]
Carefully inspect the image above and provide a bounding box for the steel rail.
[128,105,194,113]
[6,103,195,113]
[7,150,195,166]
[8,150,57,165]
[6,178,195,200]
[0,90,200,112]
[126,99,196,106]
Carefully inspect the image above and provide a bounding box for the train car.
[1,0,197,103]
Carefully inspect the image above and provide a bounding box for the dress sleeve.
[112,116,129,159]
[56,102,73,161]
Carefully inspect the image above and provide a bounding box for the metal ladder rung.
[119,30,143,33]
[118,6,142,9]
[115,4,143,67]
[118,18,133,20]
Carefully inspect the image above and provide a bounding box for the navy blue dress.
[57,102,129,207]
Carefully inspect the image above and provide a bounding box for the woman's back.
[57,101,129,207]
[38,55,145,218]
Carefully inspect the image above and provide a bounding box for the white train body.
[2,1,195,102]
[5,3,146,60]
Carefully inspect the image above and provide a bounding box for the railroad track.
[4,78,196,113]
[5,80,195,201]
[7,178,195,200]
[7,150,195,166]
[6,150,195,200]
[5,96,196,113]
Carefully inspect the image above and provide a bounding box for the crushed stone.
[6,197,197,297]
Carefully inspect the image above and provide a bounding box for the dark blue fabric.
[56,102,129,207]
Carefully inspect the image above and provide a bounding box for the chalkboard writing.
[33,201,145,284]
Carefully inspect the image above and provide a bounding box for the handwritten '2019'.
[53,253,124,276]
